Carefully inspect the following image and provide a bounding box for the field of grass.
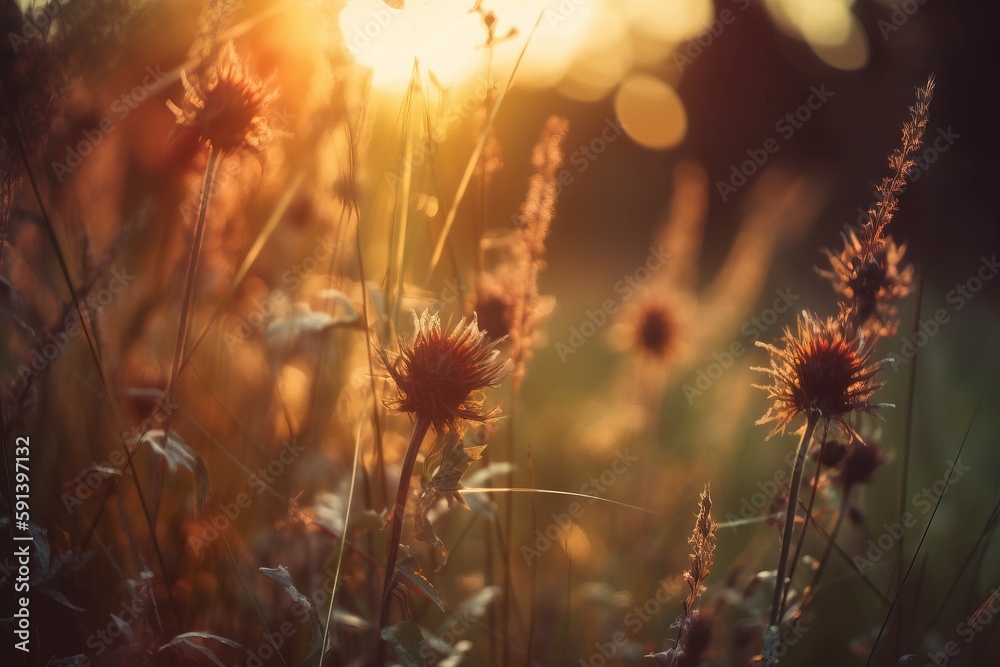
[2,1,998,666]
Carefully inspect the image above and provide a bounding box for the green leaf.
[380,621,426,667]
[397,557,446,611]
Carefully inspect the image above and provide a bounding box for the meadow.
[2,1,998,666]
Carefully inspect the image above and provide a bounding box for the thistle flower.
[837,438,885,488]
[753,312,889,440]
[819,232,913,337]
[167,41,281,154]
[472,274,515,342]
[627,299,680,360]
[377,311,510,433]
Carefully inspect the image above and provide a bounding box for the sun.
[339,0,487,90]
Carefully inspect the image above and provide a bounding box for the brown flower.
[753,312,889,439]
[167,41,280,154]
[838,438,885,488]
[377,311,510,432]
[472,275,515,342]
[819,231,913,337]
[630,300,679,360]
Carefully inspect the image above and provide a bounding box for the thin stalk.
[169,147,219,389]
[319,412,367,665]
[779,421,828,620]
[378,416,431,635]
[801,490,849,609]
[770,416,819,628]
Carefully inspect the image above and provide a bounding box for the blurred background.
[2,0,998,665]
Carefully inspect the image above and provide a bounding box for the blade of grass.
[319,410,367,665]
[865,389,986,666]
[426,10,544,278]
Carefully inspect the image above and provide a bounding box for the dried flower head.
[631,300,679,360]
[472,274,515,342]
[683,484,717,615]
[167,41,280,154]
[813,439,849,468]
[861,77,934,251]
[818,77,933,338]
[377,311,510,432]
[838,438,885,488]
[820,232,913,337]
[753,312,889,439]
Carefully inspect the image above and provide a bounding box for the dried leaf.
[158,632,241,667]
[458,585,501,620]
[260,565,311,611]
[259,566,323,658]
[264,301,360,359]
[138,430,210,511]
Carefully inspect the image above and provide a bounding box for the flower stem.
[377,416,431,635]
[769,416,818,629]
[169,146,219,389]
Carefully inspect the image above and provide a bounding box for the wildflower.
[753,312,889,440]
[820,77,933,337]
[628,299,680,360]
[838,438,885,488]
[820,232,913,337]
[813,439,849,468]
[472,274,514,342]
[167,41,281,154]
[377,310,510,433]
